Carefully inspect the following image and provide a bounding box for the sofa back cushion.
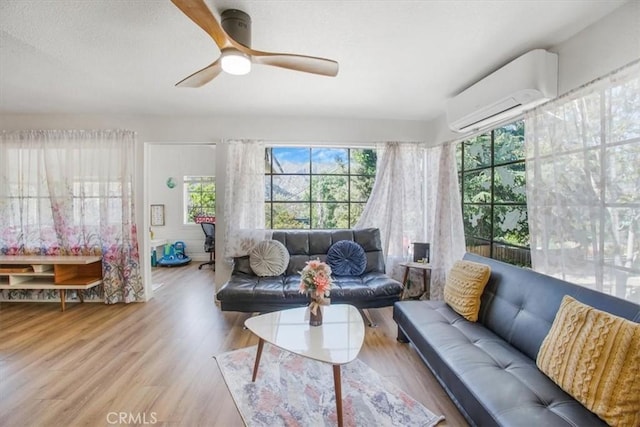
[464,253,640,361]
[271,228,385,276]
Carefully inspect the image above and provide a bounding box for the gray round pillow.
[249,240,290,277]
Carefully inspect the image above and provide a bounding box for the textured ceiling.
[0,0,627,121]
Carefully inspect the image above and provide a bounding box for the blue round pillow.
[327,240,367,276]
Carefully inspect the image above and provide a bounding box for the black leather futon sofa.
[394,253,640,426]
[216,228,403,313]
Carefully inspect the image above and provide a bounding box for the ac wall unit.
[446,49,558,133]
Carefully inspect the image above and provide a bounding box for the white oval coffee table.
[244,304,365,427]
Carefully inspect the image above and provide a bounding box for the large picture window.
[184,176,216,224]
[525,63,640,302]
[265,147,377,229]
[457,121,530,266]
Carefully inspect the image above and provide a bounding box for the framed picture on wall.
[150,204,165,226]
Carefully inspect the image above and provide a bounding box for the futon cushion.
[249,240,289,277]
[327,240,367,276]
[537,295,640,427]
[443,260,491,322]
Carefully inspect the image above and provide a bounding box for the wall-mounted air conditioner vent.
[446,49,558,133]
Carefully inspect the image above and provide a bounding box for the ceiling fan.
[170,0,339,87]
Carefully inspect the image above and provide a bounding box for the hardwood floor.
[0,264,468,427]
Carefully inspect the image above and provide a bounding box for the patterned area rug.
[215,344,445,427]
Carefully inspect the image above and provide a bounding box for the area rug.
[214,343,445,427]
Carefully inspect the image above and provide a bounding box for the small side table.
[399,261,432,300]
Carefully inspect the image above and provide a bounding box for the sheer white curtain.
[356,142,426,281]
[0,130,144,303]
[525,60,640,303]
[425,142,466,299]
[221,139,270,259]
[356,141,465,299]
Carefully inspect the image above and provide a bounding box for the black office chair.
[198,222,215,270]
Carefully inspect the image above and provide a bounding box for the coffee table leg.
[333,364,343,427]
[252,338,264,382]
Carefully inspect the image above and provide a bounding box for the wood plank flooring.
[0,264,468,427]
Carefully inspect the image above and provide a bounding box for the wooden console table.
[0,255,103,311]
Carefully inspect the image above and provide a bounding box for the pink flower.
[314,275,331,296]
[298,258,334,298]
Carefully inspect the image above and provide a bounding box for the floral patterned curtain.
[0,130,144,303]
[221,139,268,260]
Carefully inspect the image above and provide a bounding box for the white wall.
[148,144,216,261]
[553,0,640,95]
[428,0,640,146]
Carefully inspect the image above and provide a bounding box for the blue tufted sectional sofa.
[394,253,640,426]
[216,228,403,313]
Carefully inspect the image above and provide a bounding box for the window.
[5,149,128,229]
[524,66,640,302]
[457,121,530,267]
[265,147,377,229]
[184,176,216,224]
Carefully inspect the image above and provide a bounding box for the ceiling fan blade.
[175,60,223,87]
[248,49,339,77]
[171,0,233,49]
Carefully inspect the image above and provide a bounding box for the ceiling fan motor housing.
[221,9,251,48]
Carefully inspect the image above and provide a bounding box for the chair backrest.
[201,222,215,251]
[201,222,215,237]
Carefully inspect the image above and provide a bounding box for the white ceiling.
[0,0,627,121]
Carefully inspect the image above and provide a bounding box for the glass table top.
[244,304,365,365]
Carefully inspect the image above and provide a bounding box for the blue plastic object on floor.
[157,241,192,267]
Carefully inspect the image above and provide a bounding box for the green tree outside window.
[457,121,530,267]
[265,147,377,229]
[184,176,215,224]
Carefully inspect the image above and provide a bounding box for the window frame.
[264,146,377,230]
[458,121,531,267]
[183,175,216,225]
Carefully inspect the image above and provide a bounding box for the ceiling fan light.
[221,49,251,75]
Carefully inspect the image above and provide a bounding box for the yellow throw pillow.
[537,295,640,427]
[443,260,491,322]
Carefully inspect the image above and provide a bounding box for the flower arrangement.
[299,259,333,314]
